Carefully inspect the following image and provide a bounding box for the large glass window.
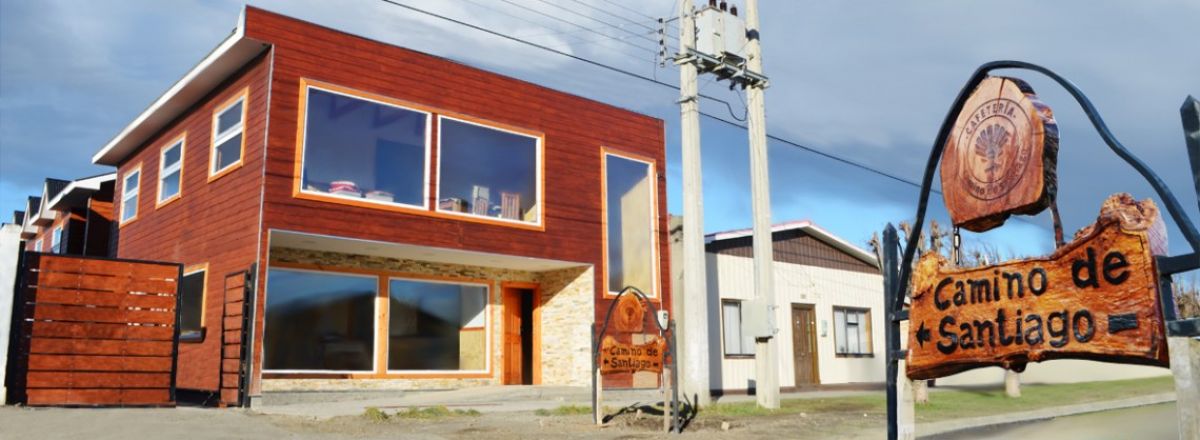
[299,85,429,208]
[834,307,872,356]
[180,268,206,342]
[211,92,246,176]
[158,138,184,204]
[388,279,488,371]
[722,300,755,356]
[604,153,656,296]
[264,269,377,371]
[436,117,540,225]
[120,167,140,223]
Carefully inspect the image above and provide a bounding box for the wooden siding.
[11,254,181,406]
[111,53,270,392]
[707,229,877,274]
[244,7,670,391]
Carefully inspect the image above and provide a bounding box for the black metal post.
[1180,96,1199,215]
[882,225,901,440]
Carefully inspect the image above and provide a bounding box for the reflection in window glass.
[605,154,654,296]
[388,279,487,371]
[159,140,183,202]
[180,270,205,341]
[722,300,754,356]
[301,86,428,207]
[212,96,245,174]
[121,169,139,222]
[437,117,539,224]
[264,269,377,371]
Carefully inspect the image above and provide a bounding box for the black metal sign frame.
[591,285,681,433]
[883,60,1200,440]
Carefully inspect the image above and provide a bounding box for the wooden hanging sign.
[906,196,1169,380]
[599,336,666,374]
[941,76,1059,232]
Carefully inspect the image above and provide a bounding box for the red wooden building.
[21,174,116,257]
[91,6,669,404]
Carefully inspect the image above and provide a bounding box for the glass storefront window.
[388,278,488,371]
[264,269,377,371]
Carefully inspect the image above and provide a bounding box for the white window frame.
[602,150,659,298]
[295,81,433,211]
[385,276,491,375]
[157,136,185,205]
[120,166,141,225]
[33,239,43,253]
[434,115,544,228]
[50,225,63,254]
[262,267,380,375]
[209,90,247,178]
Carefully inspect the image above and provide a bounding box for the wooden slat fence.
[8,253,182,406]
[219,267,254,407]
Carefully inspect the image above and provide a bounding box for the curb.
[918,392,1177,438]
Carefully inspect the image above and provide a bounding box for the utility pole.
[676,0,712,408]
[743,0,779,409]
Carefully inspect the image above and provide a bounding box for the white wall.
[706,252,886,390]
[0,224,22,404]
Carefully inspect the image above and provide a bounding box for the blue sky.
[1,0,1198,259]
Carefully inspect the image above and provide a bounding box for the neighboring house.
[90,6,668,403]
[701,221,885,394]
[0,220,22,404]
[17,175,116,256]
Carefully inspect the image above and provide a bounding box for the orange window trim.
[156,132,187,209]
[599,147,662,300]
[265,260,497,379]
[118,162,143,228]
[208,87,249,182]
[290,77,546,232]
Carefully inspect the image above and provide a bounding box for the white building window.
[210,90,247,177]
[50,225,63,254]
[33,239,43,253]
[158,137,184,204]
[834,307,872,356]
[722,300,755,356]
[120,167,141,224]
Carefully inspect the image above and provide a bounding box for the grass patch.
[913,375,1173,422]
[362,406,481,421]
[535,405,596,416]
[698,376,1173,422]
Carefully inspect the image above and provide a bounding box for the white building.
[700,220,886,394]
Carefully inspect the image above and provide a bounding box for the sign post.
[882,61,1200,440]
[592,287,680,432]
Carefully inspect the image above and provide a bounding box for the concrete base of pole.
[1168,336,1200,440]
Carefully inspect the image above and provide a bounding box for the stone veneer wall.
[262,247,593,391]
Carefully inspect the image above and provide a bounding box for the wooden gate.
[218,266,255,407]
[6,253,182,406]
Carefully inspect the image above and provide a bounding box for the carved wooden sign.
[941,76,1059,232]
[612,293,646,333]
[599,336,665,374]
[906,203,1169,380]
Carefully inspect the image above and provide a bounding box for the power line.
[494,0,657,55]
[595,0,658,22]
[377,0,950,198]
[564,0,680,41]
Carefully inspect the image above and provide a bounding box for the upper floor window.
[297,82,429,209]
[120,167,141,224]
[210,90,247,178]
[158,137,184,205]
[436,117,542,226]
[50,225,63,254]
[604,152,657,297]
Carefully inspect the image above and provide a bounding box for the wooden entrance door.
[502,285,540,385]
[791,304,819,386]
